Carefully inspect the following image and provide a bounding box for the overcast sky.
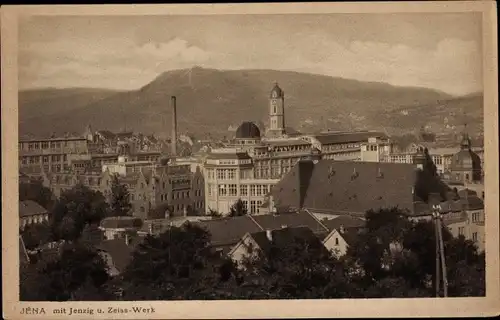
[19,13,482,96]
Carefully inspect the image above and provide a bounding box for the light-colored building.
[19,200,49,230]
[204,148,280,215]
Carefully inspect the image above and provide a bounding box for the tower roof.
[270,82,284,98]
[235,121,261,139]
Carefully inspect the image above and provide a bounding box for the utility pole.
[432,204,448,297]
[434,210,441,297]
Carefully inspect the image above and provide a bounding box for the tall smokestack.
[171,96,177,157]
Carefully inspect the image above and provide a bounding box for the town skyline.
[19,13,482,96]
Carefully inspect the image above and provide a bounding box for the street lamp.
[432,204,448,297]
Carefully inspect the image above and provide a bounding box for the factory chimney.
[171,96,178,157]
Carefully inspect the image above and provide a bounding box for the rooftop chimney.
[171,96,178,158]
[266,229,273,242]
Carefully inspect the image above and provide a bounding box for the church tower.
[267,82,286,138]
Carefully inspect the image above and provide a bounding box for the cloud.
[20,37,213,89]
[19,28,481,95]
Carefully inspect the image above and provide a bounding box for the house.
[323,227,362,258]
[266,159,417,217]
[99,216,143,240]
[321,215,365,257]
[229,226,327,267]
[19,200,49,230]
[193,211,330,254]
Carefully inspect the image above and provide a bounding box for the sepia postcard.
[2,2,499,319]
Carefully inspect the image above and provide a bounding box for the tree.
[19,180,55,210]
[208,208,222,219]
[51,184,110,242]
[20,221,53,250]
[239,233,349,299]
[120,222,229,300]
[414,150,450,202]
[229,199,247,217]
[20,242,110,301]
[110,174,132,217]
[345,207,486,298]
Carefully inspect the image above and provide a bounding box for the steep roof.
[322,215,365,231]
[235,122,261,139]
[252,211,329,235]
[19,200,48,218]
[312,131,387,145]
[250,226,325,254]
[194,216,262,247]
[271,160,416,215]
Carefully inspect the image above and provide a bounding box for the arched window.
[465,173,470,181]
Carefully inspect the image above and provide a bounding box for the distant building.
[410,189,485,252]
[19,200,49,230]
[204,148,280,215]
[19,136,90,175]
[99,216,143,241]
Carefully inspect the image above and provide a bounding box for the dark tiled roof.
[338,228,361,246]
[272,160,416,215]
[312,131,387,145]
[19,200,48,218]
[322,215,365,231]
[194,216,262,247]
[252,211,329,235]
[250,226,326,254]
[100,216,143,229]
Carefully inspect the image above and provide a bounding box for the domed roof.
[235,122,261,139]
[450,149,481,170]
[270,82,284,98]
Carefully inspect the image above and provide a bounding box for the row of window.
[241,200,263,214]
[20,140,86,150]
[323,143,360,152]
[207,184,273,197]
[206,169,254,180]
[21,154,69,165]
[457,227,479,242]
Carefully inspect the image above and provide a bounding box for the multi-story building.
[202,82,399,214]
[204,148,280,215]
[19,136,90,174]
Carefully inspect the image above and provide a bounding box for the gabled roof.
[271,160,416,215]
[194,216,262,247]
[252,211,329,235]
[249,226,326,254]
[322,215,365,231]
[19,200,48,218]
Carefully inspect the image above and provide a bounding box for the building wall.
[19,138,89,174]
[229,236,260,267]
[446,209,485,252]
[323,230,349,257]
[20,213,49,230]
[204,161,280,215]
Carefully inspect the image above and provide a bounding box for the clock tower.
[267,82,286,138]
